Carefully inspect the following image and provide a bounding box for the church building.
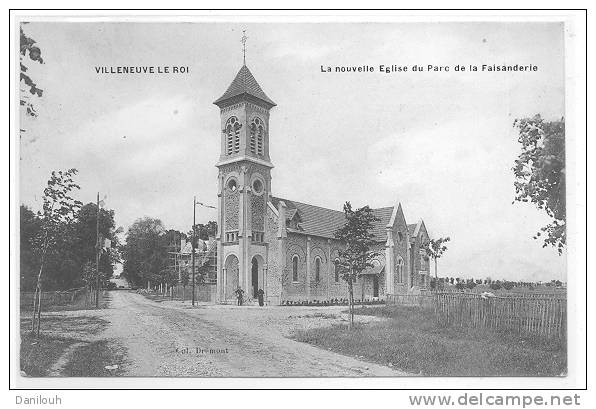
[213,62,431,305]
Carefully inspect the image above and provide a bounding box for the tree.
[186,221,217,244]
[196,221,218,241]
[31,169,82,335]
[20,205,42,291]
[466,280,477,290]
[73,203,120,286]
[513,115,565,254]
[490,281,502,291]
[503,281,515,291]
[122,217,168,288]
[334,202,380,330]
[422,237,451,290]
[20,26,44,119]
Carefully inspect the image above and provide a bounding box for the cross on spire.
[241,30,248,65]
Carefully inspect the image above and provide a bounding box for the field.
[293,305,567,376]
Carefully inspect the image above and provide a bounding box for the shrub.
[503,281,515,290]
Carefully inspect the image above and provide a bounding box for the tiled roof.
[270,197,393,241]
[371,207,394,239]
[214,65,276,107]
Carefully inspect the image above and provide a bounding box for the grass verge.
[20,332,77,377]
[293,305,566,376]
[62,340,127,377]
[19,313,126,377]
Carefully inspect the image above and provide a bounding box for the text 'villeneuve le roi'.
[320,64,539,73]
[95,66,190,74]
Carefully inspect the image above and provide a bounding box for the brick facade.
[213,63,430,304]
[408,221,431,290]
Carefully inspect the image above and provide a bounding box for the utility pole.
[191,195,196,306]
[190,197,215,307]
[95,192,100,308]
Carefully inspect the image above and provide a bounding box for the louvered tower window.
[249,122,257,153]
[250,117,265,156]
[225,117,242,155]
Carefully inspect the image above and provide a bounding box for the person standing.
[234,287,244,306]
[257,288,265,307]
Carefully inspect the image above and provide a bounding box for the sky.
[19,21,566,282]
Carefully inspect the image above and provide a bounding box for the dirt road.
[93,291,407,377]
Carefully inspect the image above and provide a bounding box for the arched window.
[397,258,404,283]
[249,122,256,154]
[250,117,265,156]
[314,257,321,281]
[334,259,340,282]
[225,117,242,155]
[292,255,299,282]
[257,126,264,156]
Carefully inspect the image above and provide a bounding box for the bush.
[503,281,515,290]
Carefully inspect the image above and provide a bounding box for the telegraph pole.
[95,192,100,308]
[190,197,215,306]
[191,196,196,306]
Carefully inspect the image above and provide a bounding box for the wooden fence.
[20,287,95,310]
[386,293,435,308]
[387,292,566,339]
[147,283,217,303]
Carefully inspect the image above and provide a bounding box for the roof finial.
[241,30,248,65]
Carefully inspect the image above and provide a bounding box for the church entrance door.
[224,254,239,302]
[251,257,259,298]
[373,275,379,298]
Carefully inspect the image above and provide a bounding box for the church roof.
[214,64,276,107]
[270,197,393,241]
[371,207,395,239]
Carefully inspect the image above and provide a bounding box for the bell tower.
[214,63,276,303]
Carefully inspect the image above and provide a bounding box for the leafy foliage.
[334,202,380,285]
[503,281,515,291]
[20,26,44,118]
[465,280,477,290]
[75,202,120,285]
[186,221,218,246]
[20,206,42,290]
[121,217,168,288]
[422,237,450,264]
[334,202,380,328]
[20,170,121,292]
[421,237,450,288]
[513,115,565,254]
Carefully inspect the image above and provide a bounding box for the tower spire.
[241,30,248,65]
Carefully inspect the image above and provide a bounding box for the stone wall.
[410,223,431,289]
[391,206,410,294]
[264,205,282,305]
